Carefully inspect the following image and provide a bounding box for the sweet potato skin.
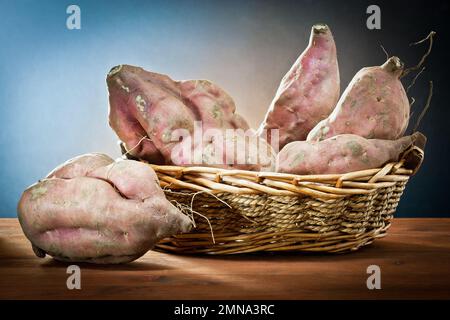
[17,154,192,264]
[107,65,274,170]
[257,24,340,148]
[179,79,250,131]
[171,129,276,171]
[46,153,113,179]
[307,57,410,142]
[276,132,421,175]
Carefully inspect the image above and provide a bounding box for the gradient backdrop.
[1,0,449,217]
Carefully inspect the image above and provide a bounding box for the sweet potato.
[179,79,250,131]
[171,129,276,171]
[46,153,114,179]
[17,154,192,264]
[108,65,193,164]
[257,24,340,148]
[307,56,410,142]
[276,132,424,175]
[107,65,274,170]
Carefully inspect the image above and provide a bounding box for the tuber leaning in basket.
[107,65,275,171]
[17,153,193,264]
[307,56,410,142]
[257,24,340,148]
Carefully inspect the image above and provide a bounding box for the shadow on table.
[0,237,9,258]
[4,236,446,270]
[40,258,174,271]
[156,236,450,263]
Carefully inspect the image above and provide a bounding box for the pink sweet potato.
[179,79,250,131]
[307,56,410,142]
[18,154,192,264]
[107,65,275,170]
[107,65,194,163]
[171,129,276,171]
[257,24,340,148]
[46,153,114,179]
[276,132,424,175]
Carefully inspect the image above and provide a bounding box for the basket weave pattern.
[149,152,420,254]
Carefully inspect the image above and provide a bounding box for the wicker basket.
[122,139,425,255]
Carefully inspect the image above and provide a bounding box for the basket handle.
[399,131,426,175]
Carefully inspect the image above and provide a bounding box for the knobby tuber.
[107,65,275,171]
[18,154,192,264]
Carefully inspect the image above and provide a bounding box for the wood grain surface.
[0,218,449,300]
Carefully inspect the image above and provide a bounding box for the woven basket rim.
[148,144,424,199]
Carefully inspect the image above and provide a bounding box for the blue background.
[1,0,449,217]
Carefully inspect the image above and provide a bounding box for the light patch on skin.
[197,79,211,87]
[212,104,223,122]
[135,95,147,115]
[52,200,79,208]
[290,151,306,167]
[121,85,130,93]
[161,129,172,143]
[31,186,47,200]
[188,79,211,97]
[80,188,91,200]
[360,152,370,165]
[151,116,160,125]
[319,126,330,140]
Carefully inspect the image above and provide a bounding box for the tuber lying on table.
[307,56,410,142]
[276,132,425,175]
[107,65,275,170]
[18,153,192,264]
[257,24,340,148]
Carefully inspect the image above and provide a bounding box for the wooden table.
[0,218,449,300]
